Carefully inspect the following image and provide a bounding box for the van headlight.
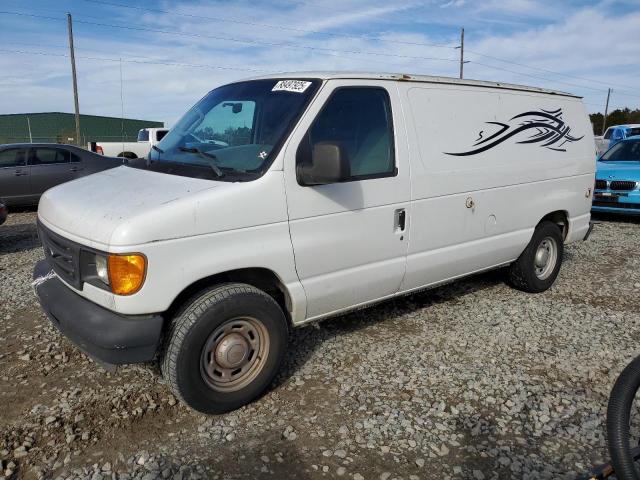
[94,254,109,285]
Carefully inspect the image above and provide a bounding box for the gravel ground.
[1,209,639,480]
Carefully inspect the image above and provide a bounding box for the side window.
[0,149,27,168]
[156,130,168,141]
[31,148,70,165]
[302,87,395,179]
[603,128,612,140]
[611,129,623,140]
[137,129,150,142]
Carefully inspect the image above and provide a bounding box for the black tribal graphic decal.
[445,108,584,156]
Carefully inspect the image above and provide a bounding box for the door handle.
[14,170,28,176]
[69,167,80,172]
[394,208,406,232]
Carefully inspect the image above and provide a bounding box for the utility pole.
[67,13,81,146]
[459,28,465,79]
[602,88,611,135]
[454,28,469,79]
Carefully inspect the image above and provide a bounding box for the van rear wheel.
[507,221,564,293]
[161,283,288,414]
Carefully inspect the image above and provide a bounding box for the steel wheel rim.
[200,317,270,392]
[534,236,558,280]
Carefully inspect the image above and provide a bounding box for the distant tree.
[194,125,252,145]
[589,108,640,135]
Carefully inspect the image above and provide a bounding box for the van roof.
[248,71,581,99]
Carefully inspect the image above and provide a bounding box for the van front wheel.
[507,221,564,293]
[161,283,289,414]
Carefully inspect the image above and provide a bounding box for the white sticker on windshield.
[272,80,312,93]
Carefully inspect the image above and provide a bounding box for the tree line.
[589,108,640,135]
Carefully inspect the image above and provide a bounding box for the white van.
[33,73,595,413]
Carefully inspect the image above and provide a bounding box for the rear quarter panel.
[399,83,594,289]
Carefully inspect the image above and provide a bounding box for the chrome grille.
[38,222,81,289]
[595,179,607,190]
[610,180,637,191]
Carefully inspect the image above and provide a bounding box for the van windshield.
[137,79,320,181]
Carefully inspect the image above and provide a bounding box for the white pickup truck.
[89,128,169,159]
[594,124,640,156]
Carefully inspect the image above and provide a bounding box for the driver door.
[284,80,411,320]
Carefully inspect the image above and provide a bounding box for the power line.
[1,40,162,60]
[290,0,421,18]
[466,49,639,92]
[1,9,638,101]
[470,60,608,93]
[1,48,638,112]
[0,10,460,65]
[82,0,640,96]
[472,60,640,101]
[81,0,455,50]
[72,20,460,64]
[0,40,442,70]
[0,48,276,73]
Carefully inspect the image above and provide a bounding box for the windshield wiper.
[178,147,225,178]
[151,145,164,154]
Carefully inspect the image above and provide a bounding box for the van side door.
[0,147,30,205]
[284,80,411,321]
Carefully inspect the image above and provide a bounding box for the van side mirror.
[297,142,350,186]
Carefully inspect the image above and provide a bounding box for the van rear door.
[284,80,410,320]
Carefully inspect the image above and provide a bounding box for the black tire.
[161,283,289,414]
[607,355,640,480]
[507,220,564,293]
[117,152,137,159]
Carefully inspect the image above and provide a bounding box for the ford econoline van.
[33,73,595,413]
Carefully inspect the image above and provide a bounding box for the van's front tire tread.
[161,283,288,414]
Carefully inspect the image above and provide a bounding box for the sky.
[0,0,639,126]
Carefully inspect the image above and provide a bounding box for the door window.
[30,148,71,165]
[603,128,612,140]
[301,87,395,179]
[0,148,27,168]
[156,130,168,141]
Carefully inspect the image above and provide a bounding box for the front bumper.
[32,259,164,367]
[591,204,640,215]
[592,190,640,215]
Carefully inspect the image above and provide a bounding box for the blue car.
[592,136,640,215]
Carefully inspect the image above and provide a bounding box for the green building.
[0,112,164,145]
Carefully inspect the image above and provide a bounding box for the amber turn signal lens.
[107,254,146,295]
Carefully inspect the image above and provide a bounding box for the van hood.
[38,166,222,247]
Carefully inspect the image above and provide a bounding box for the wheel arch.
[166,267,294,327]
[117,151,138,159]
[538,210,569,240]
